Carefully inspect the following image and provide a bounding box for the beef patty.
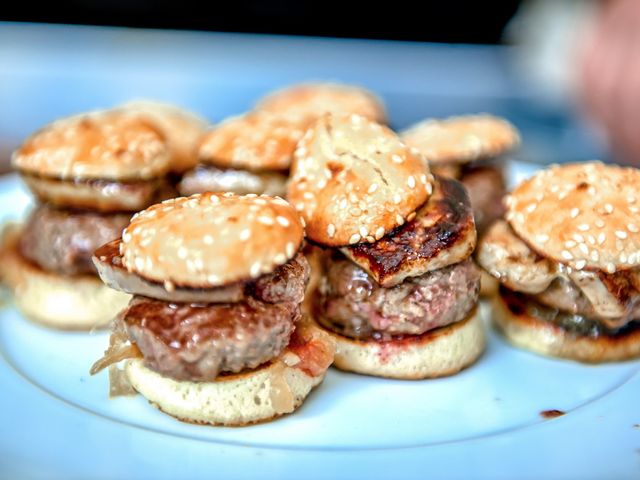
[314,253,480,339]
[119,254,309,381]
[19,204,130,275]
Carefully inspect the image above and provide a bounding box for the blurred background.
[2,0,637,172]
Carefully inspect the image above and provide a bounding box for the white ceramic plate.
[1,163,639,480]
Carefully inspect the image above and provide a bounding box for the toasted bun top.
[120,192,304,287]
[506,161,640,273]
[401,114,520,165]
[198,111,305,172]
[255,82,386,126]
[287,113,433,247]
[12,110,170,181]
[120,100,208,174]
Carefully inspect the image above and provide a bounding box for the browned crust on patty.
[341,175,476,287]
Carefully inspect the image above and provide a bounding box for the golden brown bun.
[401,114,520,165]
[255,82,386,125]
[121,192,304,288]
[119,100,208,174]
[287,113,433,247]
[12,110,170,181]
[0,225,130,330]
[198,111,305,172]
[125,320,335,426]
[506,161,640,273]
[312,306,484,379]
[493,288,640,362]
[479,268,499,297]
[21,174,163,213]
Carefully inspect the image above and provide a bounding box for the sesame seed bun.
[506,161,640,274]
[0,225,130,329]
[401,114,520,165]
[12,110,170,182]
[255,82,386,126]
[493,287,640,363]
[121,192,304,288]
[119,100,209,174]
[198,111,305,172]
[311,306,484,379]
[287,113,433,247]
[124,319,335,426]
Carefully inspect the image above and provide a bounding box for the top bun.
[198,111,305,172]
[401,114,520,165]
[506,161,640,273]
[256,82,386,126]
[287,113,432,247]
[120,192,304,288]
[12,110,170,181]
[119,100,208,174]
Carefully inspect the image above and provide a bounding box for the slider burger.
[0,110,170,329]
[91,192,334,426]
[178,111,304,197]
[478,162,640,362]
[401,114,520,295]
[255,82,387,126]
[119,99,208,175]
[288,113,484,379]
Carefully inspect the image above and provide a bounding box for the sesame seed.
[258,215,274,226]
[274,253,287,265]
[349,233,361,244]
[604,203,614,214]
[250,262,262,277]
[628,223,639,233]
[285,242,295,257]
[375,226,385,240]
[420,174,427,184]
[526,203,537,213]
[295,202,304,212]
[598,233,606,245]
[615,230,628,239]
[359,226,368,237]
[203,235,214,245]
[590,250,599,261]
[575,260,586,270]
[368,183,379,194]
[578,243,589,255]
[366,235,375,242]
[595,219,605,228]
[206,275,219,284]
[240,229,251,241]
[577,224,590,231]
[393,194,402,205]
[392,154,403,164]
[570,208,580,218]
[620,253,628,263]
[565,240,576,248]
[407,176,416,189]
[573,234,585,242]
[606,263,616,274]
[561,250,573,260]
[396,214,405,225]
[407,212,416,222]
[327,223,336,238]
[536,234,549,243]
[303,192,314,200]
[177,247,188,259]
[426,182,433,195]
[276,216,290,227]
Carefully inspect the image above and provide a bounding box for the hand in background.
[580,0,640,165]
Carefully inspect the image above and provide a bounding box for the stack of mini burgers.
[91,192,334,426]
[288,113,485,379]
[478,161,640,362]
[0,110,171,329]
[178,82,386,197]
[401,115,520,295]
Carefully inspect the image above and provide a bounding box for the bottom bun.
[493,288,640,363]
[0,225,130,330]
[479,268,499,298]
[313,306,484,379]
[125,320,334,426]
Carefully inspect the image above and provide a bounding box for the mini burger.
[401,114,520,295]
[478,161,640,362]
[0,110,171,329]
[90,192,334,426]
[288,113,484,379]
[119,99,209,175]
[255,82,387,126]
[178,111,304,198]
